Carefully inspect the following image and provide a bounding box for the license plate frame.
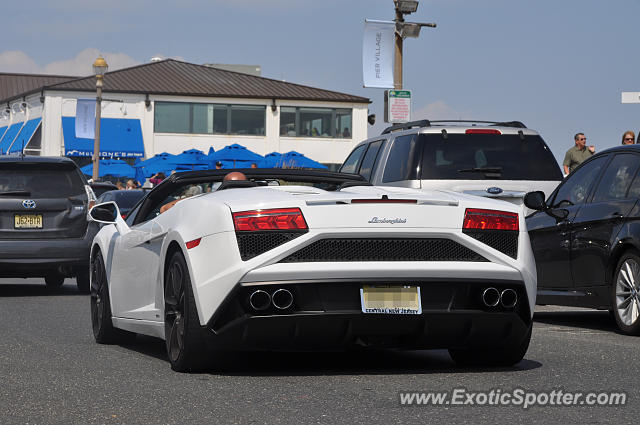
[14,213,43,229]
[360,285,422,315]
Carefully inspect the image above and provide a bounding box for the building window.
[154,102,265,135]
[279,107,352,138]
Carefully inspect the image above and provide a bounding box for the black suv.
[0,156,97,292]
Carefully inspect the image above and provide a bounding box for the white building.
[0,59,370,168]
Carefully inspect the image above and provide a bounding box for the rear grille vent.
[236,231,306,261]
[280,238,487,263]
[463,230,518,259]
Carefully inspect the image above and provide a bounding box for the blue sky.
[2,0,639,164]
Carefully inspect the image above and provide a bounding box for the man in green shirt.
[563,133,595,174]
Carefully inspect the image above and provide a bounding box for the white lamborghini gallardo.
[88,169,537,372]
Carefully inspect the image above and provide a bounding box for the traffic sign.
[384,90,411,123]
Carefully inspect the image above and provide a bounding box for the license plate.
[360,285,422,314]
[14,214,43,229]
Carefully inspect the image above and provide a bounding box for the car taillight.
[465,129,502,135]
[233,208,307,231]
[463,208,518,231]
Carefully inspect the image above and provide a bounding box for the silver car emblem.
[22,199,36,209]
[487,187,503,195]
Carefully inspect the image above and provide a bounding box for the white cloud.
[413,100,469,121]
[0,48,141,76]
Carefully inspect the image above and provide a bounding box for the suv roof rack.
[381,120,431,134]
[381,119,526,134]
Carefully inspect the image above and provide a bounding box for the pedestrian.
[250,163,257,168]
[215,161,222,169]
[563,133,595,175]
[149,172,165,186]
[116,181,124,190]
[126,179,136,190]
[622,130,635,145]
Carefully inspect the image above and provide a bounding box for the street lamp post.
[392,0,436,90]
[92,56,108,182]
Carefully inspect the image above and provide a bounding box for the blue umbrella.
[276,151,327,169]
[258,152,282,168]
[81,159,137,178]
[134,152,179,180]
[210,143,263,168]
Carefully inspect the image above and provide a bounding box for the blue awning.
[8,118,41,153]
[62,117,145,157]
[0,122,24,154]
[0,126,7,141]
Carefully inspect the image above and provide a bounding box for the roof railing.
[381,119,527,134]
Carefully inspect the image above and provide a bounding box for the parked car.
[340,119,563,207]
[0,156,97,292]
[88,168,536,371]
[525,145,640,334]
[90,181,118,198]
[96,189,147,218]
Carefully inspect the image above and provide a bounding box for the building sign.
[385,90,411,123]
[362,20,395,89]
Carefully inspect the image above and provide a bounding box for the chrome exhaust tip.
[249,290,271,311]
[271,288,293,310]
[500,289,518,308]
[482,287,500,307]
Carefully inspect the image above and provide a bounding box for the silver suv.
[340,120,563,205]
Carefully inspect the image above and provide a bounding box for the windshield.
[0,164,86,198]
[419,133,563,181]
[101,190,147,209]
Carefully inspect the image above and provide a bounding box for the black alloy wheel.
[164,250,208,372]
[90,251,134,344]
[448,325,532,367]
[612,250,640,335]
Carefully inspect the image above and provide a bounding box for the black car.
[0,156,97,292]
[525,145,640,334]
[96,189,147,217]
[90,181,118,198]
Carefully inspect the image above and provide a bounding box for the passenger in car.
[622,131,635,145]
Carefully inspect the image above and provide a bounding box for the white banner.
[362,20,395,88]
[75,98,96,139]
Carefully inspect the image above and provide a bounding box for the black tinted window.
[592,154,640,202]
[382,134,420,183]
[340,144,367,174]
[0,164,85,198]
[553,156,607,206]
[358,140,383,181]
[420,134,563,180]
[100,190,146,209]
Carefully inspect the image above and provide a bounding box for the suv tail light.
[465,129,502,135]
[233,208,308,231]
[463,208,518,231]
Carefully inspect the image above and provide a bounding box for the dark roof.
[1,59,369,104]
[0,155,76,164]
[0,73,78,104]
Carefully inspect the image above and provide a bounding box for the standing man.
[563,133,595,175]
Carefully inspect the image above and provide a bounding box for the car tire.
[91,251,135,344]
[44,274,65,287]
[611,250,640,335]
[164,250,209,372]
[76,269,90,294]
[448,325,532,367]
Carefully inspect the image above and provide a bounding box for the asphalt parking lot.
[0,279,636,424]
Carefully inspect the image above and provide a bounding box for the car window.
[382,134,420,183]
[552,156,607,206]
[592,153,640,202]
[358,140,384,181]
[419,134,563,181]
[628,167,640,199]
[340,144,367,174]
[141,184,210,222]
[0,164,85,198]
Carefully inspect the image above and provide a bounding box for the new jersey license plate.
[14,214,43,229]
[360,285,422,314]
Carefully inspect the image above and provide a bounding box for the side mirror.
[523,191,547,211]
[89,201,119,224]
